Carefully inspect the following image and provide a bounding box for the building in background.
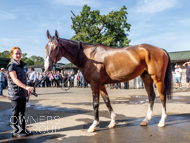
[0,58,10,69]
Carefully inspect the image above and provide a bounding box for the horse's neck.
[60,40,81,66]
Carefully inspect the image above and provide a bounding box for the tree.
[0,50,11,58]
[30,55,44,65]
[70,5,131,47]
[0,50,44,65]
[21,53,28,62]
[24,58,34,66]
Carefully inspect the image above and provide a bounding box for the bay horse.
[44,30,172,132]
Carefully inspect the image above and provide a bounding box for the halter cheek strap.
[47,42,63,66]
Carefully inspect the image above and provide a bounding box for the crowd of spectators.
[2,60,190,95]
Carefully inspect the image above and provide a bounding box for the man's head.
[1,68,5,72]
[175,65,178,69]
[29,67,33,72]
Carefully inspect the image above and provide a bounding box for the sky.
[0,0,190,63]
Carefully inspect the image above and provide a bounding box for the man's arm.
[33,72,37,83]
[179,68,182,74]
[183,62,189,67]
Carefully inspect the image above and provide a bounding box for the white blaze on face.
[44,42,54,71]
[44,56,50,71]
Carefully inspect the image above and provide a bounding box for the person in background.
[141,78,144,89]
[63,71,68,87]
[124,81,129,89]
[79,71,84,88]
[41,72,45,87]
[49,71,55,87]
[183,60,190,89]
[115,83,121,89]
[133,76,140,89]
[0,68,6,97]
[69,71,75,87]
[7,47,34,137]
[60,70,64,85]
[54,71,60,87]
[43,72,49,87]
[77,72,81,87]
[27,68,37,92]
[38,73,43,87]
[2,69,8,89]
[174,65,182,90]
[36,72,40,87]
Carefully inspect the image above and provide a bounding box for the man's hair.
[29,67,34,71]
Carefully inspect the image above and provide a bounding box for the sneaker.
[185,88,189,90]
[12,132,28,138]
[180,88,182,90]
[21,129,33,136]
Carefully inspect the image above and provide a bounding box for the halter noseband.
[47,41,62,67]
[47,40,81,68]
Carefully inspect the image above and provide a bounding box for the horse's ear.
[55,30,59,39]
[47,30,51,39]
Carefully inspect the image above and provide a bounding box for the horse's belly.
[103,63,146,84]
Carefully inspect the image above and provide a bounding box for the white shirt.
[29,71,37,81]
[79,72,83,77]
[174,68,182,77]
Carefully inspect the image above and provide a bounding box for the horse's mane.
[60,38,111,49]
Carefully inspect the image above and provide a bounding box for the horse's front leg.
[87,82,100,133]
[100,85,116,128]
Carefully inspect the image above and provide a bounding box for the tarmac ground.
[0,87,190,143]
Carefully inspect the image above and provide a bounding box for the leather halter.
[47,40,81,67]
[47,41,62,67]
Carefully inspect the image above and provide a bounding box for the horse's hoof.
[87,128,96,133]
[140,121,148,126]
[158,122,165,127]
[108,123,116,128]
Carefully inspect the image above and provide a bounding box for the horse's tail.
[163,49,173,99]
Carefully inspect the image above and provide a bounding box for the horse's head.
[44,30,62,72]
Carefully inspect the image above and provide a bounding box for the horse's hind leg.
[140,72,156,126]
[100,85,116,128]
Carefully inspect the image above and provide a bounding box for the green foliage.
[24,58,34,66]
[71,5,131,47]
[0,50,44,66]
[30,55,44,65]
[0,50,11,58]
